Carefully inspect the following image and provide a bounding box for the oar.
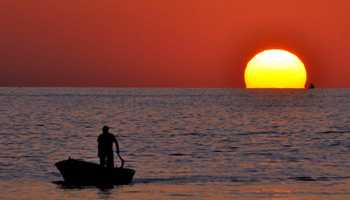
[117,152,125,168]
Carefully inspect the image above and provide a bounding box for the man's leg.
[106,153,114,168]
[99,156,106,167]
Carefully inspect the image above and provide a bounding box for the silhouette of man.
[97,126,123,168]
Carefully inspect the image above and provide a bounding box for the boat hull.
[55,159,135,185]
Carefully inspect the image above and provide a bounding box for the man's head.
[102,126,109,133]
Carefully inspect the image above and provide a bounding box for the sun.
[244,49,307,88]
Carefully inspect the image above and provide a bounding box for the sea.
[1,88,350,200]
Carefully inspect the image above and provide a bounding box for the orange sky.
[1,0,349,87]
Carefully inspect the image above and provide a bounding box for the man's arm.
[113,135,119,154]
[97,135,100,156]
[115,139,120,154]
[113,135,124,168]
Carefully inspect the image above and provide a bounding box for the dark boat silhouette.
[55,158,135,185]
[308,83,315,89]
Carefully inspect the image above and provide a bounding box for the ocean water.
[1,88,350,200]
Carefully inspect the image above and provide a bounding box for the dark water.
[1,88,350,199]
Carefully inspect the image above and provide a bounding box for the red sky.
[1,0,349,87]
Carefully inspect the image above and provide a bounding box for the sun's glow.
[244,49,307,88]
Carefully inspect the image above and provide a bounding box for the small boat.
[55,158,135,185]
[308,83,315,89]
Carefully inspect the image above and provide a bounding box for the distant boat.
[55,158,135,185]
[308,83,315,89]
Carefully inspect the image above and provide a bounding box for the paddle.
[117,152,124,168]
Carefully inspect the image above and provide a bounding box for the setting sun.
[245,50,307,88]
